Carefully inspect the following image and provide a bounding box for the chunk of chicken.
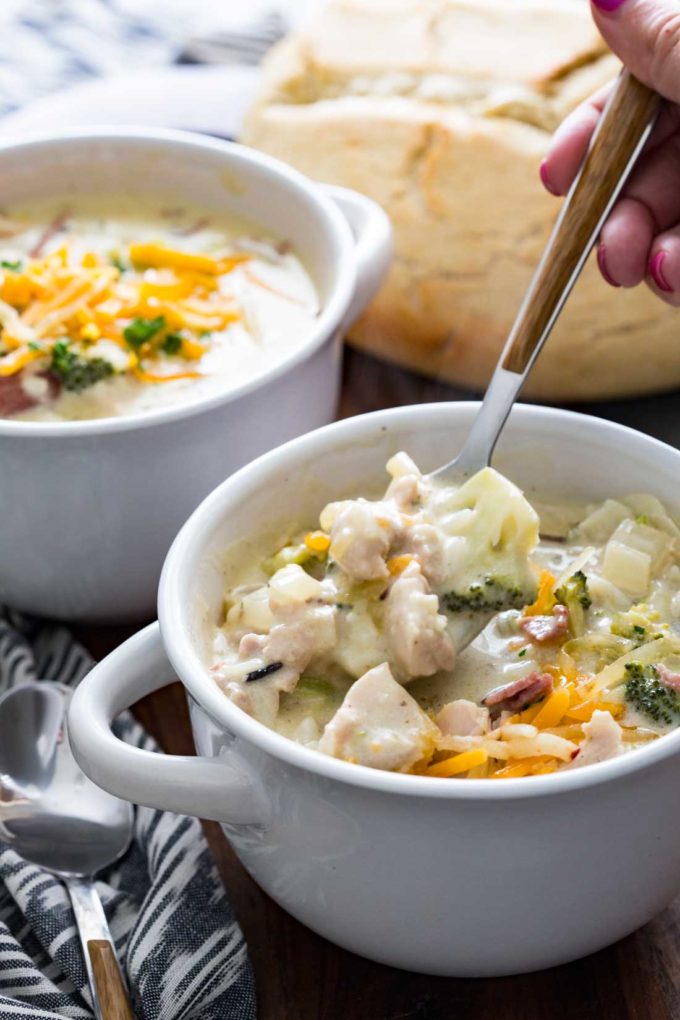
[220,566,338,725]
[264,603,336,672]
[569,710,622,769]
[437,699,490,737]
[402,522,447,586]
[318,662,439,772]
[216,634,299,727]
[222,677,280,729]
[385,472,423,511]
[385,561,455,679]
[234,572,337,677]
[320,499,404,581]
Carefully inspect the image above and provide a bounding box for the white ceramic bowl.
[68,403,680,976]
[0,127,391,622]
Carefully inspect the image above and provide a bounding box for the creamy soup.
[0,198,318,421]
[210,454,680,779]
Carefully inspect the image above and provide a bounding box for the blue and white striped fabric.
[0,0,287,119]
[0,608,257,1020]
[0,0,181,119]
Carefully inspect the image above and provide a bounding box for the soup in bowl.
[68,403,680,976]
[211,454,679,779]
[0,128,391,620]
[0,198,319,421]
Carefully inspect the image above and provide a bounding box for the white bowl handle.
[67,623,263,824]
[320,183,392,327]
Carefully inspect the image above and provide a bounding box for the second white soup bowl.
[0,128,391,621]
[68,403,680,976]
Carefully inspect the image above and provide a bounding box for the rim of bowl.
[0,126,357,438]
[159,400,680,801]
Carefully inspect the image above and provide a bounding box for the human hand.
[540,0,680,305]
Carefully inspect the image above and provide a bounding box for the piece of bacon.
[657,664,680,692]
[519,604,569,644]
[0,372,58,417]
[483,671,554,714]
[0,374,40,417]
[29,208,70,258]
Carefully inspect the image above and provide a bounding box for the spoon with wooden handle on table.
[429,69,660,650]
[0,682,135,1020]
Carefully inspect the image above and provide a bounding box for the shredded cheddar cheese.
[531,687,570,729]
[524,569,557,616]
[0,239,248,385]
[426,748,488,777]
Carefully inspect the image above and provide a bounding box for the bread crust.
[244,1,680,400]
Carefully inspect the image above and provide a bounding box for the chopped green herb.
[162,332,182,356]
[27,340,42,352]
[110,253,127,273]
[123,315,165,351]
[635,514,650,526]
[518,648,527,658]
[1,259,22,272]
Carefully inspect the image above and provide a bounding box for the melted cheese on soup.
[0,197,318,421]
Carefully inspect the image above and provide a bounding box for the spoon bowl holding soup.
[68,402,680,976]
[0,128,391,620]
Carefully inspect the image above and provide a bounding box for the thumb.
[591,0,680,104]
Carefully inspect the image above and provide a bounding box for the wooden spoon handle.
[88,940,136,1020]
[503,70,661,374]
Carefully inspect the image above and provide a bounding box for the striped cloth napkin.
[0,608,257,1019]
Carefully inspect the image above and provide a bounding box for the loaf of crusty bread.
[244,0,680,401]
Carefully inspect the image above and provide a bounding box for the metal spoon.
[425,71,660,653]
[0,682,135,1020]
[431,70,660,486]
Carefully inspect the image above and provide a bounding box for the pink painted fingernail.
[649,251,673,292]
[539,159,560,196]
[592,0,627,12]
[597,244,620,288]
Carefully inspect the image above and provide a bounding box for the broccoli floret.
[624,662,680,726]
[441,577,526,614]
[554,570,591,636]
[555,570,591,609]
[50,341,114,392]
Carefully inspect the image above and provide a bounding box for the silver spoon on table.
[428,70,660,651]
[0,681,135,1020]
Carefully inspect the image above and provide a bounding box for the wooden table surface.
[76,348,680,1020]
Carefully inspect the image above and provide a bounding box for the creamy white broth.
[0,197,318,421]
[209,455,680,777]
